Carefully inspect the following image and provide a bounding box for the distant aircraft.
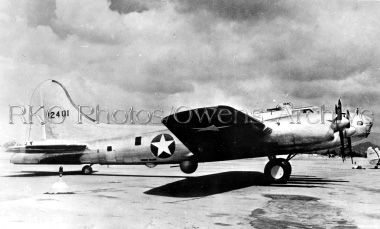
[6,80,374,184]
[367,147,380,169]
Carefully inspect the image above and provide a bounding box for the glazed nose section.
[363,115,374,136]
[367,121,373,133]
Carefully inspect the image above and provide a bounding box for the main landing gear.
[264,154,296,184]
[81,165,93,175]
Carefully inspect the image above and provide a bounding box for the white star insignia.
[152,135,174,157]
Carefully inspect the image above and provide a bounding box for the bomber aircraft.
[6,80,374,183]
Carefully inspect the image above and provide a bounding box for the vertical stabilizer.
[40,90,46,141]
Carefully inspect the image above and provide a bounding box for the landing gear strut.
[82,165,93,175]
[264,154,296,184]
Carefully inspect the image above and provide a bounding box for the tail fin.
[27,80,136,143]
[27,80,95,142]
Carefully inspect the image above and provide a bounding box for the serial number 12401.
[47,110,69,119]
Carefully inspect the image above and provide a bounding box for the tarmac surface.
[1,153,380,229]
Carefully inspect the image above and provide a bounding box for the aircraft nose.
[367,121,373,132]
[363,114,374,136]
[369,122,373,128]
[364,115,373,126]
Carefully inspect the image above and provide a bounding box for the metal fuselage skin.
[10,128,190,165]
[9,106,373,166]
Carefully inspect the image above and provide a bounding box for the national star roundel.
[150,134,176,159]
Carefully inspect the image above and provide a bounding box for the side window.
[107,146,112,151]
[135,136,142,146]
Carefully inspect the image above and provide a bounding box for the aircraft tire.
[277,158,292,178]
[264,159,291,184]
[82,165,93,175]
[180,159,198,174]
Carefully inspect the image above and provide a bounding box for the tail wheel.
[264,159,291,184]
[82,165,93,175]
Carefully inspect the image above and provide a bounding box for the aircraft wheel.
[264,159,291,184]
[180,159,198,174]
[278,158,292,178]
[82,165,93,175]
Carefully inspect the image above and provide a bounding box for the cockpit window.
[357,121,363,126]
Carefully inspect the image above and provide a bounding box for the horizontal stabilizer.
[7,144,87,154]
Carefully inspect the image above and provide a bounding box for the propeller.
[345,110,354,164]
[335,99,354,164]
[335,100,346,162]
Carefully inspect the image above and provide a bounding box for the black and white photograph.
[0,0,379,228]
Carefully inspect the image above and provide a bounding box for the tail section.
[27,80,96,143]
[26,79,150,144]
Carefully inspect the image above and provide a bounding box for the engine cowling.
[180,159,198,174]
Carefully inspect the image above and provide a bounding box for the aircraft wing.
[162,106,271,162]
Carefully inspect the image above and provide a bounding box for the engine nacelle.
[179,159,198,174]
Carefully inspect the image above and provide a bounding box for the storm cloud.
[0,0,379,141]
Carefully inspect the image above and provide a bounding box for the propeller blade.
[346,110,350,128]
[331,100,348,132]
[337,99,342,121]
[339,130,345,162]
[347,136,353,164]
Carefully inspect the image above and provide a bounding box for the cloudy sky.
[0,0,379,142]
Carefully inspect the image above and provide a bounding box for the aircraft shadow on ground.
[4,171,348,198]
[4,171,84,177]
[144,172,349,198]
